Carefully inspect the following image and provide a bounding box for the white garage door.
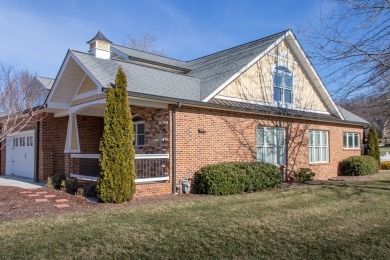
[6,130,35,178]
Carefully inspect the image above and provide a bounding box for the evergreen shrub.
[340,155,379,176]
[197,162,282,195]
[97,67,136,203]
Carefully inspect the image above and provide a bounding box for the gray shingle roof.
[72,51,201,101]
[36,76,55,90]
[337,106,370,124]
[187,31,288,100]
[111,44,190,70]
[64,30,368,125]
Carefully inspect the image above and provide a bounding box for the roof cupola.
[87,31,112,59]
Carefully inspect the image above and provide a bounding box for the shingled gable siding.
[218,40,328,113]
[173,105,363,183]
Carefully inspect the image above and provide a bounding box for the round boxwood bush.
[340,155,379,176]
[197,162,282,195]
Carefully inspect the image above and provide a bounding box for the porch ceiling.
[77,104,105,117]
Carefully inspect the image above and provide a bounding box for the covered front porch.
[61,98,171,184]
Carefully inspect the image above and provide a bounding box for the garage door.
[6,130,35,178]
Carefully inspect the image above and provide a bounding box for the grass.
[1,172,390,259]
[380,146,390,155]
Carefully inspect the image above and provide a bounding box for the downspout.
[172,102,182,194]
[34,121,40,183]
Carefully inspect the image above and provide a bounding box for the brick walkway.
[20,189,71,208]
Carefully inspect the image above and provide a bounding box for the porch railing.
[69,153,169,183]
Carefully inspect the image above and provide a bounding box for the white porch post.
[64,113,80,153]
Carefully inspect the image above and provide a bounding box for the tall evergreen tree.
[97,67,136,203]
[366,127,380,165]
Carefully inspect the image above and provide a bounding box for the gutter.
[171,102,182,194]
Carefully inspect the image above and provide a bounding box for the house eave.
[123,91,368,127]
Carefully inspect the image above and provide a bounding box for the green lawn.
[1,172,390,259]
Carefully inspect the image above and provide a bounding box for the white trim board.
[70,173,169,183]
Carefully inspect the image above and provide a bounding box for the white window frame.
[273,66,293,108]
[309,130,329,163]
[133,116,145,147]
[343,132,360,149]
[256,126,286,165]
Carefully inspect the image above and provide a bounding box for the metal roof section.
[209,98,340,121]
[337,106,369,124]
[111,44,190,71]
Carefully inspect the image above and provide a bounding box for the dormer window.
[273,66,293,106]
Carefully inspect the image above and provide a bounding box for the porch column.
[64,114,80,153]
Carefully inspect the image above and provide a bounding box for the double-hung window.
[309,130,328,163]
[273,66,293,106]
[343,132,360,149]
[256,126,285,165]
[133,116,145,146]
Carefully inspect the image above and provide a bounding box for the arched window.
[273,66,293,106]
[133,116,145,146]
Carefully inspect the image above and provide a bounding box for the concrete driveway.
[0,175,43,189]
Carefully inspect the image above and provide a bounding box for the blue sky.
[0,0,334,88]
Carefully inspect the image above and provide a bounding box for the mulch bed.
[2,173,383,222]
[0,187,203,222]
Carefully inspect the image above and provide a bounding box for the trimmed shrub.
[340,155,379,176]
[197,162,282,195]
[366,127,380,165]
[381,161,390,170]
[294,168,316,182]
[64,178,79,194]
[52,174,66,189]
[83,182,98,197]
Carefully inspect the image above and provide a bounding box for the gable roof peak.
[87,31,112,44]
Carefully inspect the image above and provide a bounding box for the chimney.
[87,31,112,59]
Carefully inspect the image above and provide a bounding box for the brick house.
[0,30,368,195]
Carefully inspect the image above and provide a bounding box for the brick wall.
[38,114,68,181]
[174,106,364,182]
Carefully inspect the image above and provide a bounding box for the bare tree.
[303,0,389,101]
[125,33,164,55]
[0,63,43,147]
